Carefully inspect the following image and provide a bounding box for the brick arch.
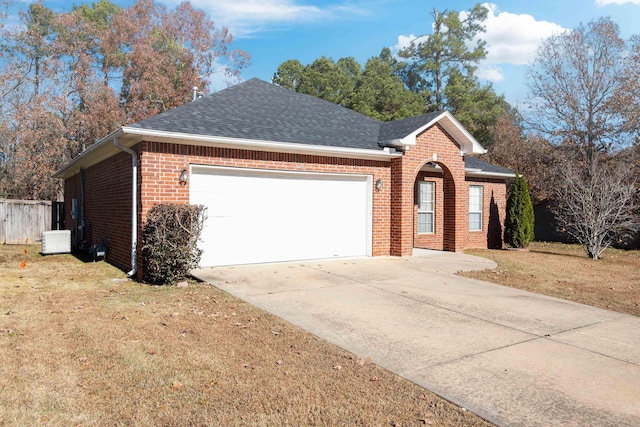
[413,160,459,252]
[390,124,467,256]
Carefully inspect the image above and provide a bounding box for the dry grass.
[462,242,640,317]
[0,245,490,427]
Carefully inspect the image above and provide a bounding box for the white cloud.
[596,0,640,5]
[477,3,567,65]
[476,66,504,82]
[392,34,427,53]
[159,0,366,37]
[393,3,568,67]
[205,58,245,93]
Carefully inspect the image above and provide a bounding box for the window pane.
[425,212,434,233]
[469,186,481,211]
[425,200,434,211]
[418,212,427,233]
[470,213,481,231]
[469,186,483,231]
[418,182,434,210]
[418,181,435,234]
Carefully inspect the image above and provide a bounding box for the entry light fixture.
[375,179,383,191]
[179,168,189,185]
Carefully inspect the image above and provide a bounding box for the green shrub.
[504,172,535,248]
[142,204,207,285]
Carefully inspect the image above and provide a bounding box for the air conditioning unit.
[42,230,71,255]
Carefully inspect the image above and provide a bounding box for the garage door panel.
[191,166,371,267]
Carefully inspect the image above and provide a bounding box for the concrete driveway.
[192,251,640,426]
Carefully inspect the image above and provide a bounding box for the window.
[469,185,483,231]
[418,181,435,234]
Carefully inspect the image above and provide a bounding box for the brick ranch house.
[54,78,513,278]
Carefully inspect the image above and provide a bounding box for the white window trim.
[418,181,435,234]
[469,185,483,231]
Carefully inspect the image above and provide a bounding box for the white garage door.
[190,166,372,267]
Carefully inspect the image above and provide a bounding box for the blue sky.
[28,0,640,107]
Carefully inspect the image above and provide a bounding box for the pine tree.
[504,173,535,248]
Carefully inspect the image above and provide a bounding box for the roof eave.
[122,127,401,161]
[53,127,402,180]
[53,128,128,179]
[465,169,516,179]
[379,139,404,148]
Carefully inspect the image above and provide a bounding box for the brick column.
[442,166,466,252]
[390,157,413,256]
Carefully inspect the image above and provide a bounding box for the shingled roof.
[131,79,492,153]
[129,78,382,150]
[55,78,513,179]
[378,111,444,142]
[464,156,513,175]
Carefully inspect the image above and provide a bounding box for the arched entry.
[388,122,469,257]
[412,161,458,252]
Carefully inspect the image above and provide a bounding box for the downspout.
[114,136,138,278]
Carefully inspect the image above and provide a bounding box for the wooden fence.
[0,199,53,244]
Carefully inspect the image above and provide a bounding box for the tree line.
[0,1,637,257]
[272,6,639,258]
[0,0,249,200]
[272,4,508,149]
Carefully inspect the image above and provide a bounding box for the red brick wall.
[465,178,507,249]
[62,134,508,275]
[139,142,392,257]
[391,124,467,255]
[413,171,444,250]
[64,149,137,272]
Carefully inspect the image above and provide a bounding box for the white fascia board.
[121,127,402,161]
[379,139,404,148]
[398,111,487,155]
[465,169,516,179]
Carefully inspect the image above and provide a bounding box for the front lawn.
[0,245,490,426]
[462,242,640,317]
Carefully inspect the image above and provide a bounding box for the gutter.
[465,169,516,179]
[54,128,400,181]
[422,164,515,179]
[121,126,402,161]
[113,136,138,278]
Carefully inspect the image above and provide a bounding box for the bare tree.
[555,153,638,259]
[618,35,640,139]
[527,17,631,155]
[527,17,640,257]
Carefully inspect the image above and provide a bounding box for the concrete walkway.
[192,252,640,427]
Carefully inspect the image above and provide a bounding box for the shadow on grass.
[527,248,589,260]
[69,249,98,264]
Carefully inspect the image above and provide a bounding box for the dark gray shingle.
[129,78,382,150]
[378,111,445,142]
[465,156,513,175]
[128,78,511,179]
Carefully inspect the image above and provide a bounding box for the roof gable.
[380,110,486,154]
